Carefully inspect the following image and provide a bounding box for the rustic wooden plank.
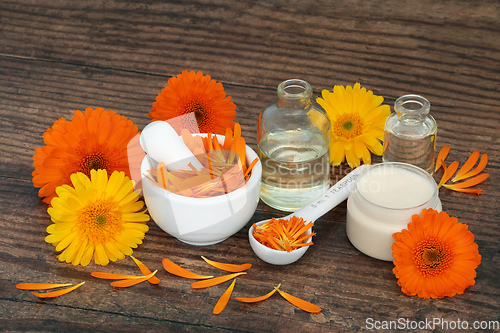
[0,56,498,332]
[0,0,499,102]
[0,0,499,331]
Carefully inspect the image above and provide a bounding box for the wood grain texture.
[0,0,499,332]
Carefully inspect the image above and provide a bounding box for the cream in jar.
[346,162,442,261]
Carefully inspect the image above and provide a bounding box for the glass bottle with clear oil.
[257,79,331,212]
[382,94,437,174]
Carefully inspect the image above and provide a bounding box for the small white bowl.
[248,220,312,265]
[141,134,262,246]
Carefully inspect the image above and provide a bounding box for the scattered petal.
[30,282,85,299]
[453,153,488,182]
[110,270,158,288]
[276,288,322,313]
[213,279,236,315]
[91,272,147,280]
[442,188,482,195]
[235,284,280,303]
[443,173,489,191]
[16,283,72,290]
[435,145,450,172]
[452,150,479,182]
[191,272,246,289]
[130,255,161,284]
[438,160,459,188]
[201,256,252,273]
[162,258,213,279]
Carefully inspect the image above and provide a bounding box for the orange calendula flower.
[252,216,315,252]
[392,208,481,299]
[149,70,236,135]
[32,107,140,204]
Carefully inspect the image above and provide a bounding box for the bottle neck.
[277,79,313,109]
[395,94,430,125]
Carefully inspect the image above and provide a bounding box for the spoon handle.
[286,164,369,222]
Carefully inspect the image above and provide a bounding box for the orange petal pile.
[435,145,489,194]
[235,284,322,313]
[91,256,160,288]
[252,216,315,252]
[144,123,259,198]
[16,282,85,299]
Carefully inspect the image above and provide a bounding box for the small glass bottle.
[382,94,437,174]
[257,79,331,212]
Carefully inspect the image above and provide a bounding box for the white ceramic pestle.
[139,121,203,172]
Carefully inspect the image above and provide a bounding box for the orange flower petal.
[191,272,246,289]
[276,288,322,313]
[110,270,158,288]
[435,145,450,172]
[16,283,72,290]
[244,158,259,178]
[201,256,252,273]
[438,160,459,188]
[130,255,161,285]
[453,153,488,182]
[213,279,236,315]
[443,173,489,190]
[223,127,233,151]
[452,150,479,182]
[162,258,213,280]
[91,272,146,280]
[30,282,85,298]
[235,285,280,303]
[443,188,482,195]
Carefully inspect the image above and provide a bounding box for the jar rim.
[353,162,439,212]
[395,94,430,116]
[277,79,312,99]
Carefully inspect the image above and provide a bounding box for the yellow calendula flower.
[317,83,390,168]
[45,169,149,266]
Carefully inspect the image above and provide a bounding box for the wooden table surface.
[1,1,499,332]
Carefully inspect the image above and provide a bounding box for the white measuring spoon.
[249,164,369,265]
[269,164,368,223]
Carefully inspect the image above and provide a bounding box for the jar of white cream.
[346,162,442,261]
